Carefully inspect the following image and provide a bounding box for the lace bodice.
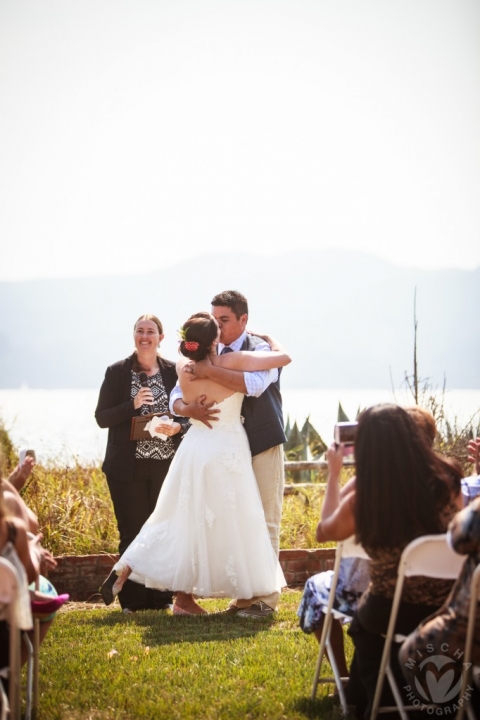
[190,392,244,431]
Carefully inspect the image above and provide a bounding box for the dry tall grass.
[22,463,119,556]
[1,400,478,558]
[19,465,335,555]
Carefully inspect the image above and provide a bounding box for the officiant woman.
[95,314,189,613]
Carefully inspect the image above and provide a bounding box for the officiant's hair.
[180,314,218,362]
[133,314,163,335]
[211,290,248,319]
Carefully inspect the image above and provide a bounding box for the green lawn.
[36,590,352,720]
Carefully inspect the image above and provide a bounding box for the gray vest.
[240,334,286,456]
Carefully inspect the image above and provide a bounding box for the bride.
[110,312,291,615]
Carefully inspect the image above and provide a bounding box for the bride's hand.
[247,330,271,344]
[247,330,286,353]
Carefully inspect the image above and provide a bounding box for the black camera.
[334,421,358,446]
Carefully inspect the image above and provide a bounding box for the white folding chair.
[371,534,466,720]
[457,563,480,720]
[311,536,369,715]
[0,557,39,720]
[0,558,22,720]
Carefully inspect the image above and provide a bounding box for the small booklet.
[130,413,173,441]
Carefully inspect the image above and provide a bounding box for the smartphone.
[334,422,358,446]
[19,449,36,465]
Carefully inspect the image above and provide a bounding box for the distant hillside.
[0,250,478,389]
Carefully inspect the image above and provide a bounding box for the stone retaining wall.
[48,548,336,602]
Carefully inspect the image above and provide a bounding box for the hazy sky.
[1,0,479,281]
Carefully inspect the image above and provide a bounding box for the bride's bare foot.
[174,592,207,615]
[112,566,132,596]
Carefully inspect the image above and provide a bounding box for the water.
[0,387,479,466]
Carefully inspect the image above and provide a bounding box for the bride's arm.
[212,347,291,371]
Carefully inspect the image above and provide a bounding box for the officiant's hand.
[133,387,155,409]
[154,421,182,437]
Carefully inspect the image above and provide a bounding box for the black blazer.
[95,354,187,482]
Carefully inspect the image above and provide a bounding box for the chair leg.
[311,612,333,700]
[0,678,8,720]
[311,614,350,714]
[22,632,34,720]
[457,670,471,720]
[33,618,40,718]
[384,662,409,720]
[325,637,350,716]
[9,625,21,720]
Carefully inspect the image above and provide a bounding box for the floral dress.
[297,556,370,633]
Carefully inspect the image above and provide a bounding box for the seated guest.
[399,495,480,715]
[461,438,480,506]
[297,461,369,682]
[313,404,462,718]
[5,454,39,533]
[0,452,68,684]
[0,479,39,686]
[297,405,439,686]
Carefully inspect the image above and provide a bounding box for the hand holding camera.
[8,448,36,491]
[333,421,358,464]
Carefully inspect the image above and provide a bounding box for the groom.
[170,290,287,617]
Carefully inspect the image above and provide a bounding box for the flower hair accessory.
[178,326,199,351]
[184,341,199,351]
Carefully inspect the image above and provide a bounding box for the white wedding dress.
[114,392,285,598]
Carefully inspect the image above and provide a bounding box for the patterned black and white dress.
[131,370,176,461]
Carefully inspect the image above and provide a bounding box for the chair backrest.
[0,557,19,617]
[341,535,370,560]
[400,534,466,580]
[451,562,480,720]
[371,535,467,720]
[0,557,21,720]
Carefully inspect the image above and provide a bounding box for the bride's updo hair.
[179,313,218,361]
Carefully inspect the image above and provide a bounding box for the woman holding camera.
[314,403,462,718]
[95,314,189,613]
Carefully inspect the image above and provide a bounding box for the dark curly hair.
[179,313,218,362]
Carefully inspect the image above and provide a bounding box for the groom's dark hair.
[211,290,248,319]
